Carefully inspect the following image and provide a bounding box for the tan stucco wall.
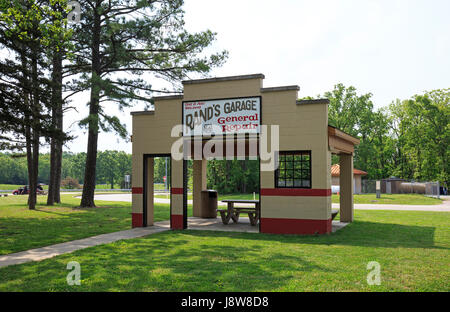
[131,75,332,222]
[260,90,331,220]
[183,78,263,101]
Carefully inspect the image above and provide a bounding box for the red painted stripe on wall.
[171,214,184,229]
[260,188,331,197]
[131,213,143,228]
[260,217,331,235]
[171,188,184,195]
[131,187,143,194]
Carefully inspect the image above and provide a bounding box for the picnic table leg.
[219,211,231,224]
[228,202,239,223]
[252,203,260,226]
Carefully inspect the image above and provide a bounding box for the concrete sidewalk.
[0,226,168,268]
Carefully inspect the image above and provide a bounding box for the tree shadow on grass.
[181,220,446,250]
[0,203,176,255]
[0,209,130,255]
[0,232,334,292]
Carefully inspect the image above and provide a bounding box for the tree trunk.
[80,10,101,208]
[28,50,40,210]
[54,131,62,203]
[20,49,36,210]
[47,138,56,205]
[48,49,63,205]
[25,123,35,210]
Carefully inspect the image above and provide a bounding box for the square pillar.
[131,153,143,228]
[339,153,354,222]
[192,159,207,217]
[145,157,154,226]
[171,158,185,229]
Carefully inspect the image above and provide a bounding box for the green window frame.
[275,151,311,188]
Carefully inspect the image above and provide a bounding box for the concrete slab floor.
[156,217,348,234]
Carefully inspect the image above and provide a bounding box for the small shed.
[331,164,367,194]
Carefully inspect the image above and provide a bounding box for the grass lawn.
[0,184,49,191]
[0,194,187,255]
[333,193,442,205]
[0,210,448,291]
[155,193,259,201]
[155,193,442,205]
[0,183,166,191]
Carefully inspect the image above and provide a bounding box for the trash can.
[200,190,218,218]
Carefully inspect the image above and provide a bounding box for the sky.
[62,0,450,154]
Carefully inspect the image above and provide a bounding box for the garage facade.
[130,74,359,235]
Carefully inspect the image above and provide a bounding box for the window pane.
[276,151,311,188]
[302,170,310,179]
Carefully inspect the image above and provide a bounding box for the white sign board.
[183,97,261,136]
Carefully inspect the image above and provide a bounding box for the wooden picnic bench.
[217,199,260,226]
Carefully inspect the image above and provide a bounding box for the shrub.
[61,177,81,189]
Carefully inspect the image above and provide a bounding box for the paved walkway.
[90,194,450,212]
[0,226,168,268]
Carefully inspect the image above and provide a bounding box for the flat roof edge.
[261,85,300,93]
[182,73,265,85]
[152,94,184,101]
[297,99,330,105]
[130,110,155,116]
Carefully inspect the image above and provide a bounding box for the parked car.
[12,184,46,195]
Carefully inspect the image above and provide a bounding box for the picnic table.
[218,199,260,226]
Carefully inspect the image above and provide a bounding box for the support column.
[171,158,185,229]
[145,157,154,226]
[339,153,354,222]
[131,153,143,228]
[192,159,207,217]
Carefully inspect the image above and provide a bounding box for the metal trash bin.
[200,190,218,218]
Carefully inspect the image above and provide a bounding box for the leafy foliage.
[60,176,80,189]
[306,84,449,186]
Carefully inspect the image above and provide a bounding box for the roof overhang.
[328,126,360,155]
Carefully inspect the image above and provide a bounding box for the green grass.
[94,184,166,190]
[0,184,49,191]
[0,194,187,255]
[0,183,167,191]
[155,193,259,201]
[155,193,442,205]
[333,193,442,205]
[0,210,448,291]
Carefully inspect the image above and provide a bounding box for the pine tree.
[0,0,72,209]
[70,0,228,207]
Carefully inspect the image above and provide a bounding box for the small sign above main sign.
[182,96,261,136]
